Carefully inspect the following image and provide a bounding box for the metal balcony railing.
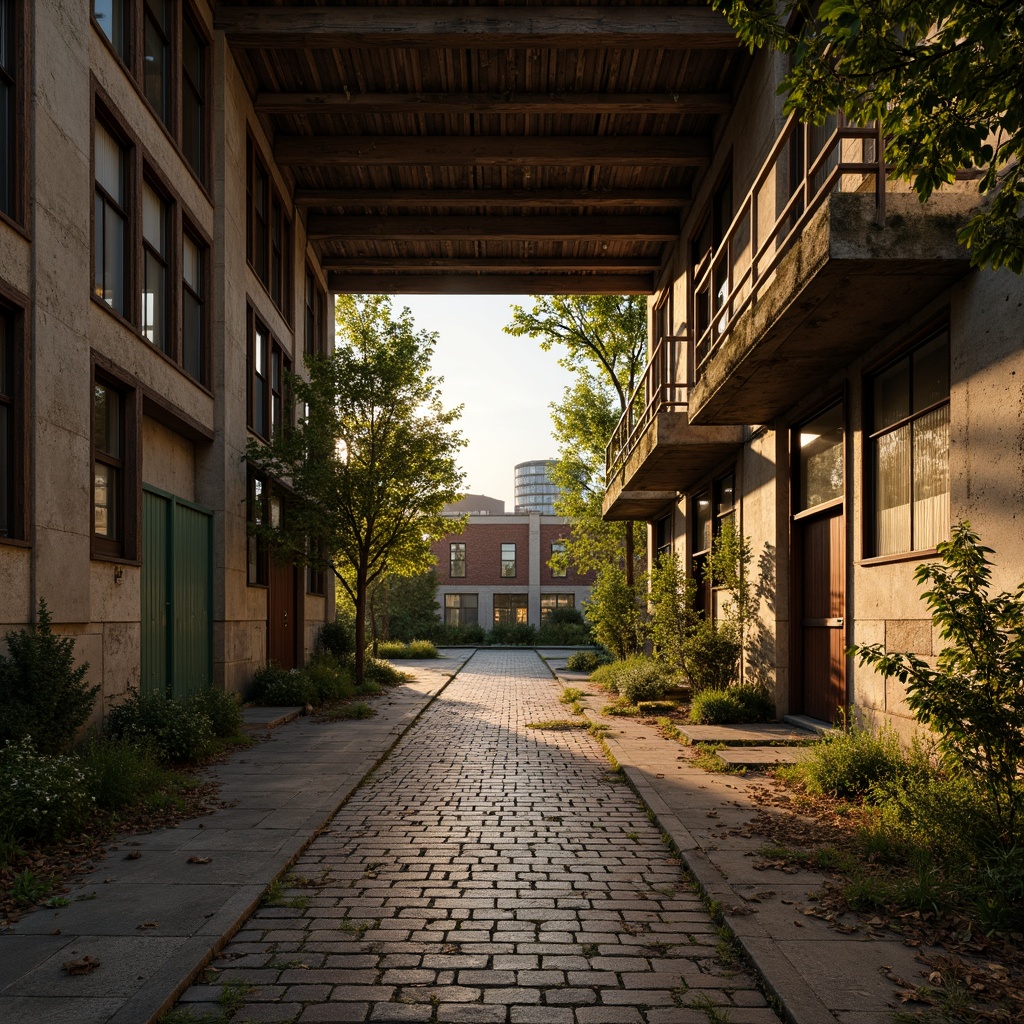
[693,112,885,377]
[605,333,690,482]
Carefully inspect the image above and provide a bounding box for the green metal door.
[142,487,213,699]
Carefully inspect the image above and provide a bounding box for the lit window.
[870,330,950,556]
[247,471,268,585]
[500,542,516,577]
[797,404,844,512]
[94,122,128,316]
[540,593,574,624]
[493,594,528,625]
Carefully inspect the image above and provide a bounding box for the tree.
[504,296,647,583]
[246,295,465,684]
[368,570,441,646]
[712,0,1024,272]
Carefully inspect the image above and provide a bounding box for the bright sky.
[393,294,577,510]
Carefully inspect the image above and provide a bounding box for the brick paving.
[176,649,779,1023]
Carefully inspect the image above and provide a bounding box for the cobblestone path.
[176,649,777,1023]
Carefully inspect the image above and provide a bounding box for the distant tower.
[514,460,560,514]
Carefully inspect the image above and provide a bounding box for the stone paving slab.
[716,746,812,766]
[679,723,816,746]
[0,656,470,1024]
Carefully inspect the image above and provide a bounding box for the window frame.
[0,292,27,545]
[444,592,479,627]
[246,468,269,587]
[865,327,951,559]
[304,264,328,359]
[0,0,27,229]
[500,542,517,578]
[141,0,171,127]
[93,113,133,323]
[247,307,291,442]
[549,541,567,578]
[247,134,292,320]
[180,219,210,388]
[540,592,574,624]
[449,541,466,578]
[90,361,140,563]
[493,593,528,626]
[141,174,171,355]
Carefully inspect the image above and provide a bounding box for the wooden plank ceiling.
[216,1,748,294]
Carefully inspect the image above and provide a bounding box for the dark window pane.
[0,311,10,537]
[182,19,204,177]
[913,331,950,412]
[143,0,168,123]
[0,0,11,219]
[182,290,202,381]
[94,0,126,59]
[873,357,909,431]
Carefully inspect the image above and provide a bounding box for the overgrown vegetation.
[373,640,439,659]
[592,656,675,705]
[688,683,775,725]
[565,649,611,673]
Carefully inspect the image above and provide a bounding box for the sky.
[392,294,577,511]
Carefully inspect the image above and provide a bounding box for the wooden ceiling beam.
[256,91,733,117]
[215,6,741,50]
[296,187,690,210]
[307,214,679,241]
[327,273,655,295]
[276,135,709,167]
[321,257,664,272]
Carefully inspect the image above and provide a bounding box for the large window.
[180,13,205,179]
[655,514,673,560]
[444,593,478,627]
[541,593,574,624]
[0,0,21,221]
[493,594,528,626]
[550,541,566,577]
[94,122,129,317]
[0,305,20,539]
[247,137,291,316]
[870,330,950,556]
[450,542,466,578]
[181,229,205,383]
[796,403,844,512]
[500,542,516,578]
[247,470,268,585]
[141,181,169,353]
[248,312,289,441]
[691,470,735,615]
[142,0,169,124]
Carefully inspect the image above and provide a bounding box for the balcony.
[689,114,974,425]
[603,334,744,521]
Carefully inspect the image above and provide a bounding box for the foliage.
[712,0,1024,272]
[591,656,673,704]
[851,523,1024,846]
[679,618,743,695]
[583,565,647,660]
[249,665,314,707]
[0,600,99,755]
[426,621,486,645]
[362,656,407,687]
[187,689,243,739]
[0,737,95,843]
[489,622,539,646]
[316,615,356,661]
[303,656,356,705]
[648,553,700,668]
[536,621,592,646]
[76,736,167,811]
[375,640,439,659]
[246,294,465,684]
[104,692,215,765]
[368,571,440,645]
[689,683,775,725]
[565,650,611,673]
[505,296,647,582]
[318,701,377,722]
[797,724,917,800]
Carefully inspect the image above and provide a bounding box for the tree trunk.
[353,570,367,686]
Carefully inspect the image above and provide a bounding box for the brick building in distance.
[431,496,594,630]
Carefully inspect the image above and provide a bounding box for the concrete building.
[602,51,1024,734]
[432,507,593,630]
[514,460,560,514]
[1,0,335,719]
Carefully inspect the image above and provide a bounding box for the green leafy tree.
[368,570,441,646]
[648,553,699,668]
[505,296,647,584]
[583,564,647,661]
[851,524,1024,847]
[713,0,1024,272]
[246,295,465,685]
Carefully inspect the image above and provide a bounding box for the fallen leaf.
[124,851,142,861]
[63,956,101,975]
[186,856,212,865]
[136,920,158,930]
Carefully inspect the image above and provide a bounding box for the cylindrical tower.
[514,460,560,514]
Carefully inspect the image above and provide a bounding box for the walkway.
[174,649,777,1023]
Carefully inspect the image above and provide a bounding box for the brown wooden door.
[799,507,846,723]
[268,554,298,669]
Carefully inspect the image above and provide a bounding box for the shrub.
[799,724,913,800]
[250,664,315,707]
[547,606,586,627]
[681,619,742,695]
[355,680,383,697]
[375,640,439,659]
[565,650,610,673]
[316,615,356,661]
[536,622,592,645]
[583,566,646,660]
[104,691,215,765]
[591,656,672,704]
[77,736,165,810]
[490,622,538,646]
[0,737,95,843]
[428,622,487,645]
[0,600,99,755]
[362,657,406,687]
[188,688,243,738]
[303,657,355,705]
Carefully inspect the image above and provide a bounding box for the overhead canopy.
[217,1,747,294]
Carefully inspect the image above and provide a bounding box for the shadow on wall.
[746,541,777,693]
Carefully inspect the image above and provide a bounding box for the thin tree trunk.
[354,570,367,686]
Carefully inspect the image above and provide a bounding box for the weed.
[559,687,586,704]
[317,701,376,722]
[0,833,26,868]
[525,719,588,730]
[691,742,745,775]
[602,699,642,717]
[580,943,599,957]
[625,831,640,843]
[46,895,70,908]
[688,993,733,1023]
[714,925,742,966]
[655,716,682,741]
[339,919,372,937]
[588,722,611,739]
[262,879,309,910]
[218,979,253,1015]
[11,868,53,905]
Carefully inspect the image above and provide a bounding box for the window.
[691,470,735,615]
[142,0,169,124]
[93,376,135,558]
[450,542,466,578]
[307,540,326,596]
[550,541,566,577]
[541,593,574,624]
[870,330,950,556]
[655,514,673,560]
[247,138,291,315]
[94,122,129,317]
[181,13,205,179]
[182,229,205,384]
[0,0,21,221]
[94,0,128,61]
[0,304,21,539]
[796,403,844,512]
[247,470,268,585]
[493,593,528,626]
[248,312,289,441]
[141,181,169,353]
[270,195,290,312]
[500,542,516,578]
[444,593,478,627]
[304,266,327,358]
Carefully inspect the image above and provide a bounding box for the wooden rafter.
[327,273,655,295]
[276,136,709,167]
[295,188,690,210]
[256,91,733,117]
[307,214,680,241]
[215,6,741,50]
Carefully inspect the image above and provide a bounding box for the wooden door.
[799,507,846,723]
[268,554,298,669]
